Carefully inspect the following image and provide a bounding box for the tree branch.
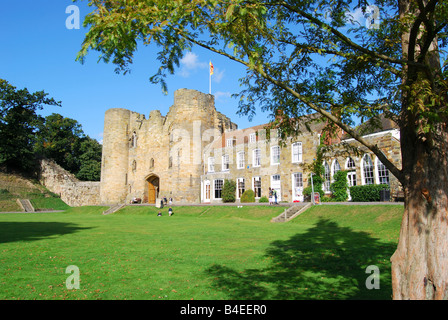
[181,31,404,184]
[277,0,425,70]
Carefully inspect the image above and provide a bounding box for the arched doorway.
[146,175,160,204]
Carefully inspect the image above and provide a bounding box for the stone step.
[271,203,312,223]
[102,203,125,215]
[17,199,35,212]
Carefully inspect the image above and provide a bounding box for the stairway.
[102,203,125,215]
[17,199,35,212]
[271,203,311,223]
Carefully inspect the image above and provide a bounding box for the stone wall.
[38,158,100,207]
[100,88,238,205]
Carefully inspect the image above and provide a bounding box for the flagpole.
[209,61,213,95]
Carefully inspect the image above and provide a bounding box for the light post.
[310,173,315,205]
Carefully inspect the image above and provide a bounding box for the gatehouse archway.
[145,174,160,204]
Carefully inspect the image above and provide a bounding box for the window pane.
[271,146,280,165]
[377,161,390,185]
[253,176,261,198]
[222,154,229,171]
[253,149,261,167]
[238,178,245,198]
[292,142,302,162]
[324,162,331,191]
[214,179,223,199]
[237,152,245,169]
[363,155,374,185]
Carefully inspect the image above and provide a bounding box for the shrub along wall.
[349,184,390,202]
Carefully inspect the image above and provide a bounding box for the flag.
[209,61,214,75]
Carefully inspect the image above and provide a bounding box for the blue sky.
[1,1,379,143]
[0,0,268,143]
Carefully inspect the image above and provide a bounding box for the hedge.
[349,184,390,202]
[240,189,255,203]
[222,179,236,203]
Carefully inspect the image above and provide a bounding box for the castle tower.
[161,89,218,203]
[100,108,131,204]
[99,89,237,204]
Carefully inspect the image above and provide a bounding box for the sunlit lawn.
[0,204,403,300]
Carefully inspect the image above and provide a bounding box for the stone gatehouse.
[100,88,402,205]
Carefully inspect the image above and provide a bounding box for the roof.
[208,113,327,150]
[342,113,399,140]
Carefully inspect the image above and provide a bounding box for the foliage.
[35,113,102,181]
[76,137,102,181]
[77,0,448,186]
[259,196,269,203]
[330,171,349,202]
[303,144,325,197]
[240,189,255,203]
[349,184,390,202]
[222,179,236,203]
[0,79,61,172]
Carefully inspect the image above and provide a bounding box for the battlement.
[100,88,238,204]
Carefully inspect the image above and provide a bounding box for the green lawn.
[0,204,403,300]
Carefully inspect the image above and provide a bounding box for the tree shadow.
[206,218,396,300]
[0,222,93,244]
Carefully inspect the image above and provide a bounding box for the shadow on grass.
[0,222,92,244]
[206,218,396,300]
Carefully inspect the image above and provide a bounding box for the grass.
[0,171,70,212]
[0,204,403,300]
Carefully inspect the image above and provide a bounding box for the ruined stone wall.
[38,158,100,207]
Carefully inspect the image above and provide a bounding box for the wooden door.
[148,181,156,204]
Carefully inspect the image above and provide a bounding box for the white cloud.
[214,91,232,101]
[345,5,380,28]
[212,68,225,84]
[179,52,207,77]
[345,7,365,26]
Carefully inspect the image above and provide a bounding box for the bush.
[330,171,349,201]
[349,184,390,202]
[240,189,255,203]
[222,179,236,203]
[259,196,269,203]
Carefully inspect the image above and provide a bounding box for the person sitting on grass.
[168,207,173,216]
[157,211,162,216]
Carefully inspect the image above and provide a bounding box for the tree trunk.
[391,127,448,299]
[391,0,448,299]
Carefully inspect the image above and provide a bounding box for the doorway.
[146,175,160,204]
[204,180,211,203]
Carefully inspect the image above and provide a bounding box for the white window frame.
[208,157,215,173]
[270,174,281,202]
[249,133,256,143]
[226,138,233,147]
[361,154,375,185]
[291,142,303,163]
[292,172,304,201]
[271,145,280,165]
[347,171,357,187]
[253,176,261,198]
[331,159,341,178]
[237,177,245,199]
[237,151,245,169]
[222,154,230,172]
[324,161,331,192]
[375,158,390,185]
[214,179,224,199]
[253,149,261,167]
[346,157,356,170]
